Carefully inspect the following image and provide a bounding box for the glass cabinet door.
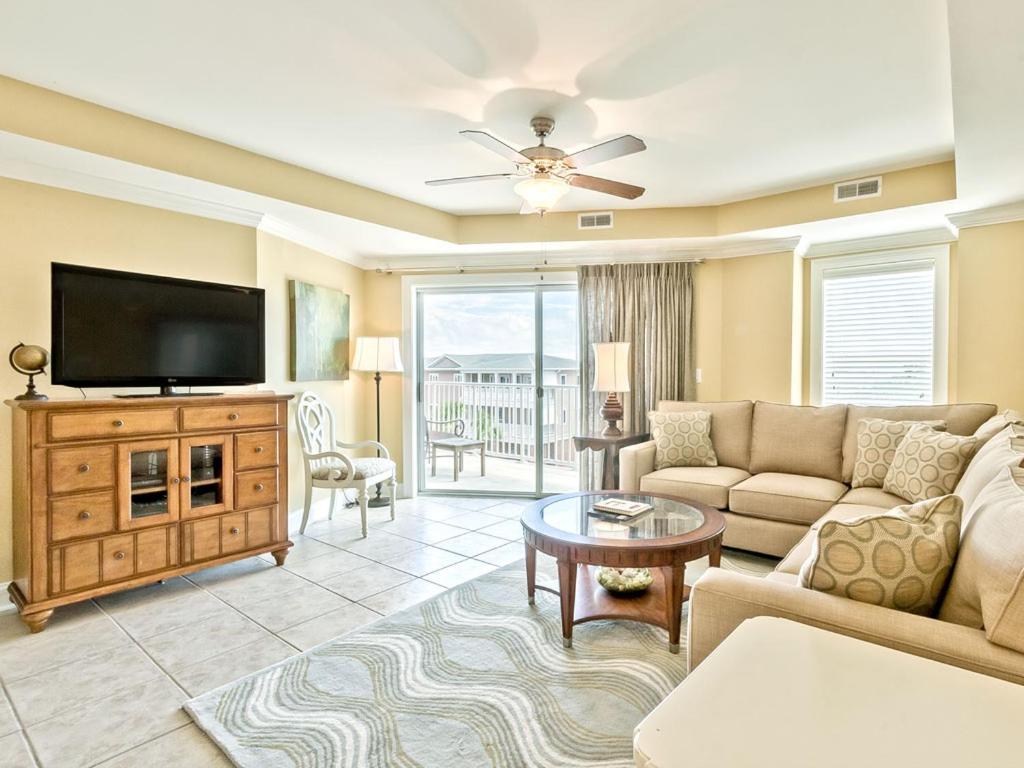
[180,435,234,519]
[118,439,180,530]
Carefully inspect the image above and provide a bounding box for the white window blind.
[819,260,936,406]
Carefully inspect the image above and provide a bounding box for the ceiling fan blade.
[425,173,515,186]
[566,173,645,199]
[460,130,531,163]
[566,135,646,168]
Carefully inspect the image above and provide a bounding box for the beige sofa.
[619,400,1024,685]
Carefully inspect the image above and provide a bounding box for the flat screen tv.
[52,263,265,395]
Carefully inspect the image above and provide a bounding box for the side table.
[572,431,650,490]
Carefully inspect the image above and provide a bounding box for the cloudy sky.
[422,289,577,362]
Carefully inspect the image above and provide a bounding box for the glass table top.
[539,494,705,541]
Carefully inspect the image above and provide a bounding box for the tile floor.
[0,494,773,767]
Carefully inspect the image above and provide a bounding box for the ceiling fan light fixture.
[514,173,569,213]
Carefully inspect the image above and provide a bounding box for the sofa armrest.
[688,568,1024,685]
[618,440,656,491]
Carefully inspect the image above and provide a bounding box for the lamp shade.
[514,173,570,213]
[352,337,404,373]
[592,342,630,392]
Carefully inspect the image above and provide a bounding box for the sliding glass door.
[416,285,579,497]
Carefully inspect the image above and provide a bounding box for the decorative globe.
[11,344,49,374]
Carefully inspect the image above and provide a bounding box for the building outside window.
[480,373,495,383]
[498,373,513,384]
[516,373,532,384]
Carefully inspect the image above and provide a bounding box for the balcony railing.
[423,381,580,466]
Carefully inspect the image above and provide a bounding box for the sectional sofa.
[619,400,1024,685]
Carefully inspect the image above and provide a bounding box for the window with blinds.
[811,248,948,406]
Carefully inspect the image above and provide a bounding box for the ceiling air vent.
[834,176,882,203]
[578,211,614,230]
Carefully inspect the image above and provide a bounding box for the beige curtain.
[578,262,696,488]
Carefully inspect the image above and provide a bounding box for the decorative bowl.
[596,567,654,593]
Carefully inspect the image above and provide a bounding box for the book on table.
[591,498,653,516]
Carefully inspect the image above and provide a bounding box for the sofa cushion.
[648,410,717,469]
[954,425,1024,517]
[939,467,1024,653]
[882,425,978,503]
[749,402,847,482]
[841,403,997,483]
[777,503,893,575]
[656,400,753,470]
[973,410,1024,446]
[640,466,749,509]
[851,418,946,488]
[798,495,962,615]
[839,486,910,508]
[729,472,848,526]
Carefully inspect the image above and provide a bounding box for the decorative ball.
[11,344,48,374]
[597,567,654,593]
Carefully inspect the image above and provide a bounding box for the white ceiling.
[0,0,956,215]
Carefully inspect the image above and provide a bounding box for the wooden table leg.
[663,564,686,654]
[601,446,618,490]
[708,536,722,568]
[525,542,537,605]
[557,559,578,649]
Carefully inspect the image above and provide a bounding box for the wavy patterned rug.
[186,556,768,767]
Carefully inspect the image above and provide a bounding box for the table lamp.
[592,341,631,436]
[352,336,404,507]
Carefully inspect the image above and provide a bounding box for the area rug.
[187,555,771,767]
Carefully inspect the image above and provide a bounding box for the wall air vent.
[834,176,882,202]
[578,211,614,230]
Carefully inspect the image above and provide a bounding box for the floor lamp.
[352,336,403,508]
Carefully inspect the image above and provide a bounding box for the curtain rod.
[373,257,705,275]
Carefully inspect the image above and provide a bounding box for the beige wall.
[954,221,1024,412]
[0,178,257,583]
[255,232,369,514]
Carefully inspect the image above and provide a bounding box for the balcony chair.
[425,416,486,482]
[296,391,396,536]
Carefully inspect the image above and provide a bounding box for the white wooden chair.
[295,391,396,536]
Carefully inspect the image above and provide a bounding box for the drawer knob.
[113,551,126,560]
[230,526,241,535]
[254,446,264,454]
[78,510,92,520]
[183,476,191,483]
[254,483,265,492]
[112,419,125,428]
[78,463,90,473]
[171,477,180,485]
[228,412,239,421]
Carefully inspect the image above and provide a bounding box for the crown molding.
[946,200,1024,229]
[799,224,958,259]
[0,154,265,226]
[371,235,803,272]
[256,216,368,269]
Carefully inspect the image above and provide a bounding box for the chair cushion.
[312,457,395,481]
[882,425,978,503]
[954,425,1024,516]
[648,410,717,469]
[656,400,753,470]
[776,502,894,575]
[729,472,848,526]
[639,466,750,509]
[798,494,963,615]
[939,466,1024,653]
[841,403,997,483]
[851,418,946,488]
[749,402,847,482]
[839,486,910,508]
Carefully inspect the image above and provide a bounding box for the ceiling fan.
[426,116,647,214]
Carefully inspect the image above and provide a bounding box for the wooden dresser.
[6,393,293,632]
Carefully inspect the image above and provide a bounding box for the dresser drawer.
[49,526,177,595]
[136,526,178,574]
[180,508,276,564]
[235,468,278,510]
[102,535,135,583]
[49,408,178,442]
[181,403,278,432]
[220,512,249,555]
[50,491,116,542]
[49,445,116,495]
[246,507,275,548]
[235,430,279,470]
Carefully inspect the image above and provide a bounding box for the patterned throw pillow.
[882,424,978,503]
[799,494,962,615]
[852,418,947,488]
[648,410,717,470]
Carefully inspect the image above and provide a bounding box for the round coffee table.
[521,491,725,653]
